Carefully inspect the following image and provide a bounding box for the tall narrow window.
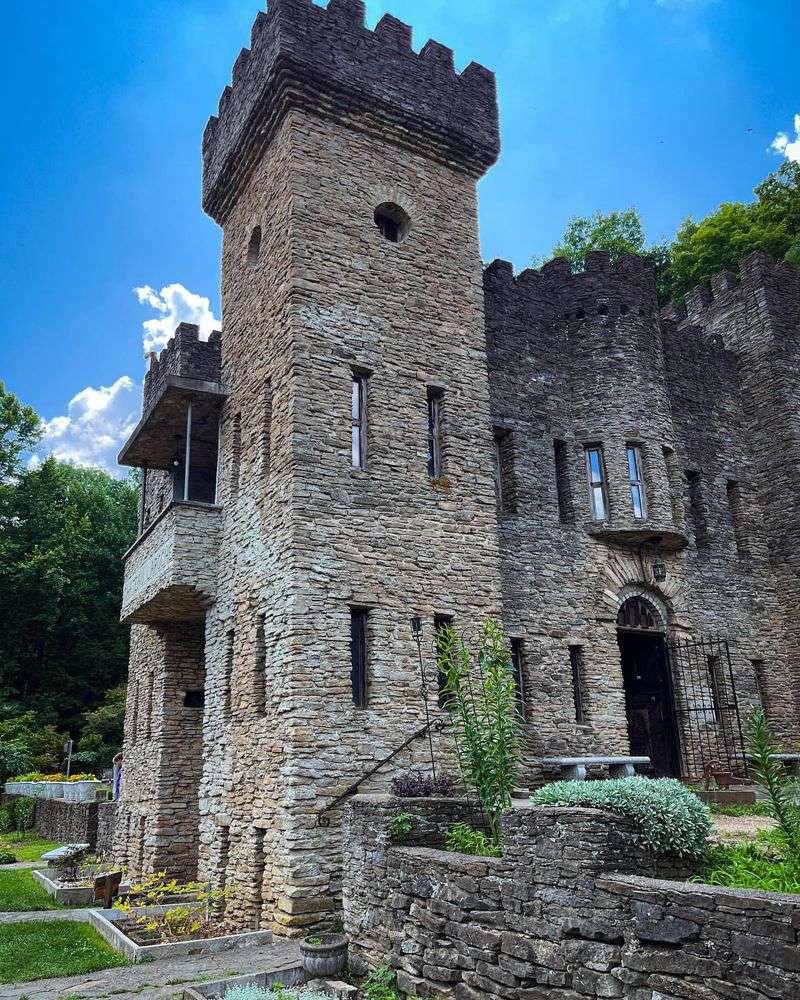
[144,673,154,740]
[553,440,574,523]
[569,646,585,724]
[585,446,608,521]
[253,616,266,716]
[434,614,453,708]
[247,226,262,267]
[493,430,516,514]
[230,413,242,498]
[351,374,368,469]
[663,446,683,524]
[510,637,526,721]
[350,608,368,708]
[686,470,708,548]
[707,655,724,723]
[427,389,443,479]
[224,629,235,720]
[726,480,749,558]
[752,659,768,712]
[626,445,647,519]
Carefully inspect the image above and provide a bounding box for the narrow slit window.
[626,445,647,519]
[752,659,768,712]
[427,389,443,479]
[510,637,526,721]
[707,655,724,724]
[434,614,454,708]
[253,615,266,716]
[553,439,574,523]
[224,629,235,719]
[183,689,205,708]
[726,480,749,558]
[493,430,516,514]
[585,445,608,521]
[351,374,368,469]
[686,470,708,548]
[350,608,368,708]
[569,646,585,724]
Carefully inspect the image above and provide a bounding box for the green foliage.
[710,801,773,817]
[0,920,128,983]
[0,456,137,739]
[387,812,414,842]
[10,797,35,833]
[0,381,41,483]
[0,807,11,835]
[116,871,233,943]
[445,821,502,858]
[532,777,711,859]
[361,965,418,1000]
[745,708,800,857]
[224,988,332,1000]
[437,618,521,846]
[0,835,58,862]
[550,207,647,266]
[0,850,16,865]
[74,684,128,768]
[0,740,33,785]
[0,869,64,912]
[695,841,800,895]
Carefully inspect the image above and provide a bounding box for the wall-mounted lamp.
[638,535,667,584]
[411,615,422,639]
[171,435,182,469]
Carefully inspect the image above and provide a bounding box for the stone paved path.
[0,905,91,924]
[1,938,303,1000]
[1,860,44,870]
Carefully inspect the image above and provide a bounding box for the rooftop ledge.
[118,376,229,469]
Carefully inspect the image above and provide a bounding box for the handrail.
[316,720,444,827]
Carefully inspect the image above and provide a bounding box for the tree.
[0,381,41,481]
[73,684,127,769]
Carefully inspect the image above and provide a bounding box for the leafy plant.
[695,842,800,894]
[52,847,92,882]
[224,987,331,1000]
[437,619,521,846]
[115,872,233,943]
[0,807,12,835]
[390,771,455,798]
[445,821,501,858]
[745,709,800,857]
[0,849,17,865]
[387,812,414,842]
[532,777,711,859]
[361,966,405,1000]
[11,797,35,833]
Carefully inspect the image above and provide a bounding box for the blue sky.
[1,0,798,472]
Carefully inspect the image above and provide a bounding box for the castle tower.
[117,0,504,933]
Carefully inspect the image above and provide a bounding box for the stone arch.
[598,548,682,622]
[616,585,669,630]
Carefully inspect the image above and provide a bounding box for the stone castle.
[115,0,800,933]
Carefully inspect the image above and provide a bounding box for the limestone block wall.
[343,795,800,1000]
[3,795,100,847]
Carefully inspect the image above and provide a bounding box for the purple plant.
[391,771,456,798]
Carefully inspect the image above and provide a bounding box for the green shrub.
[0,740,33,785]
[746,709,800,857]
[387,812,414,842]
[445,822,502,858]
[0,807,12,835]
[531,777,711,859]
[11,798,35,833]
[361,966,411,1000]
[0,850,17,865]
[696,842,800,894]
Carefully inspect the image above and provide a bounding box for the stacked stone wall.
[343,795,800,999]
[4,795,100,847]
[143,323,222,410]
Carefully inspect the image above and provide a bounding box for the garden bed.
[181,966,306,999]
[33,866,131,906]
[89,904,274,962]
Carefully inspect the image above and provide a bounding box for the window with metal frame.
[626,444,647,519]
[350,608,368,708]
[427,389,443,479]
[584,445,608,520]
[351,374,368,469]
[569,645,585,724]
[510,637,526,721]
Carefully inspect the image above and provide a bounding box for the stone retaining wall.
[96,801,117,857]
[4,793,99,847]
[343,795,800,999]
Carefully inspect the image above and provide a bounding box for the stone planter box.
[181,966,305,999]
[64,781,105,802]
[33,867,131,907]
[89,905,274,962]
[44,782,68,799]
[4,781,30,796]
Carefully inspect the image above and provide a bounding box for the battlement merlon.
[201,0,500,225]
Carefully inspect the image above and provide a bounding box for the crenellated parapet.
[201,0,499,224]
[143,324,223,411]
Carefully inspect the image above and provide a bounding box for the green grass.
[710,802,774,817]
[0,920,129,983]
[0,833,59,862]
[0,870,64,911]
[695,842,800,894]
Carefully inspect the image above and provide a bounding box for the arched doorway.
[617,595,680,777]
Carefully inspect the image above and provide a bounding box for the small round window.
[374,202,411,244]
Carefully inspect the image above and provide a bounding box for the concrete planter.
[64,781,103,802]
[181,966,305,999]
[34,867,131,907]
[40,782,67,800]
[4,781,30,796]
[89,905,273,963]
[299,934,348,979]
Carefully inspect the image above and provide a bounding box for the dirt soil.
[711,813,776,843]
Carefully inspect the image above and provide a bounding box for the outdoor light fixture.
[411,615,422,638]
[171,435,182,469]
[651,538,667,583]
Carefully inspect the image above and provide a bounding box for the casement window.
[553,439,574,523]
[434,614,453,708]
[569,646,585,724]
[626,445,647,519]
[584,445,608,521]
[351,374,368,469]
[350,608,368,708]
[427,389,443,479]
[509,638,526,721]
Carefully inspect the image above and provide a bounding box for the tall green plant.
[437,619,521,845]
[746,709,800,857]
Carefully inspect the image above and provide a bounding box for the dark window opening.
[686,470,709,548]
[553,439,574,523]
[170,403,220,505]
[351,373,368,469]
[707,655,724,724]
[427,389,443,479]
[752,659,768,712]
[374,202,411,244]
[493,430,517,514]
[183,689,205,708]
[726,480,750,558]
[569,646,585,724]
[510,637,526,721]
[247,225,262,266]
[617,596,660,631]
[434,614,454,708]
[350,608,368,709]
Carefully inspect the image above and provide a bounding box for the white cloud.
[134,282,220,354]
[37,376,141,475]
[771,114,800,164]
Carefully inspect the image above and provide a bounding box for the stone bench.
[540,756,651,781]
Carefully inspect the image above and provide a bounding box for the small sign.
[94,871,123,909]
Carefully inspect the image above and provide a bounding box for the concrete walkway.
[0,935,303,1000]
[0,905,91,924]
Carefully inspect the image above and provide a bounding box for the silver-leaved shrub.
[531,777,711,858]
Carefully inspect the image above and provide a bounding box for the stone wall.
[96,801,116,857]
[343,795,800,999]
[4,794,100,847]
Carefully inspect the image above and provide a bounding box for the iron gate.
[666,635,748,780]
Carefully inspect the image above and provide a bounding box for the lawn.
[0,869,63,911]
[0,833,59,862]
[0,920,128,983]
